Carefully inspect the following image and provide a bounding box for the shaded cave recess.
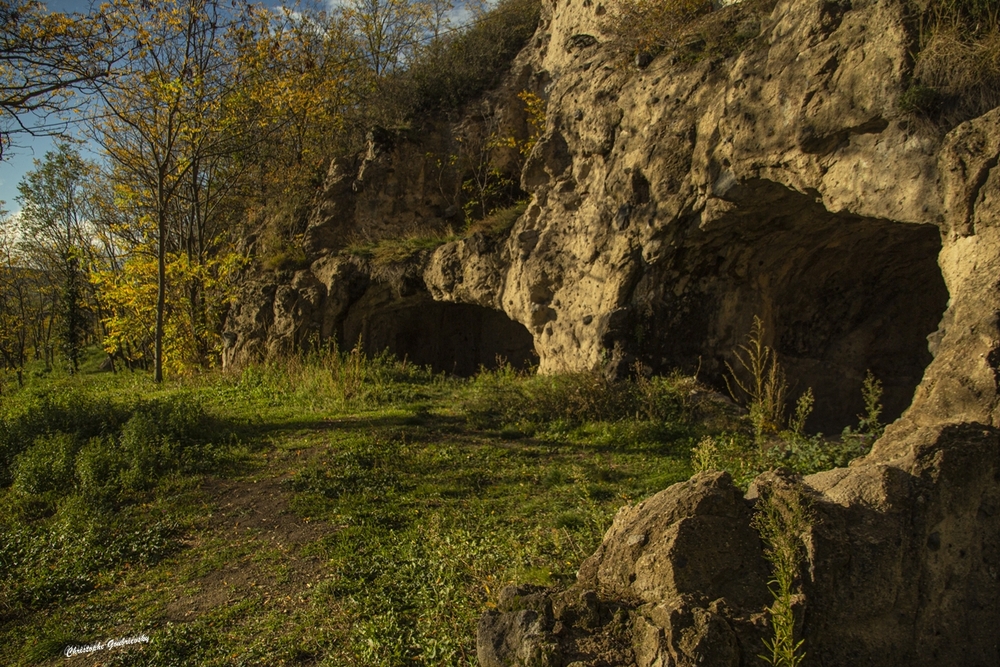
[619,180,949,434]
[339,290,537,377]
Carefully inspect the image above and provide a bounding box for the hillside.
[222,0,1000,663]
[3,0,1000,663]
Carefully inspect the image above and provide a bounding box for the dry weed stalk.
[725,316,787,441]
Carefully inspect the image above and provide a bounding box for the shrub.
[0,388,125,486]
[610,0,715,59]
[118,397,223,486]
[262,245,310,273]
[898,82,942,114]
[787,388,814,436]
[386,0,542,115]
[11,432,80,497]
[2,391,222,510]
[909,0,1000,125]
[75,436,126,508]
[857,370,884,439]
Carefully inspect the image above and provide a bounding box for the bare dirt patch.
[162,472,331,623]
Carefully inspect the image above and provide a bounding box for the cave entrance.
[637,180,949,434]
[766,225,946,434]
[342,290,536,375]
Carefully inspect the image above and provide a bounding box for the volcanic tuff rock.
[223,0,1000,662]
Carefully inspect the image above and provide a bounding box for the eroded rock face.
[479,472,771,667]
[458,0,1000,662]
[418,0,959,433]
[222,0,1000,660]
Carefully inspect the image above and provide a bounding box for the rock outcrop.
[222,0,1000,661]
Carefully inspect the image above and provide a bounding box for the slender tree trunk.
[155,180,167,383]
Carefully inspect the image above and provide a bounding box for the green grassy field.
[0,350,730,666]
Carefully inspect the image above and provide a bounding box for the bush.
[262,245,310,273]
[0,388,126,487]
[386,0,542,115]
[12,433,80,497]
[610,0,715,59]
[116,397,223,498]
[909,0,1000,125]
[898,82,942,114]
[2,391,223,509]
[75,436,126,508]
[691,430,873,489]
[0,390,217,619]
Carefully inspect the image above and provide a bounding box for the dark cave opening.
[634,180,949,434]
[341,291,536,376]
[767,221,947,434]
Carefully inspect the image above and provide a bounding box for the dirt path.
[162,471,331,623]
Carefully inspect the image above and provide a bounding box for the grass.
[0,330,886,666]
[464,201,529,238]
[905,0,1000,125]
[343,235,459,267]
[0,349,723,666]
[0,337,883,665]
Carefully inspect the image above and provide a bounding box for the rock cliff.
[223,0,1000,663]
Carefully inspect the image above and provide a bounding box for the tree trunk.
[155,182,167,383]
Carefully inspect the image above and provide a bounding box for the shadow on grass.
[235,411,695,458]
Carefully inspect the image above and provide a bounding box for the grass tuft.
[907,0,1000,125]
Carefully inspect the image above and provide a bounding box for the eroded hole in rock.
[633,180,949,433]
[341,291,536,375]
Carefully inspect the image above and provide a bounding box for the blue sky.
[1,0,102,213]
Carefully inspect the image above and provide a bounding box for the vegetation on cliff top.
[905,0,1000,124]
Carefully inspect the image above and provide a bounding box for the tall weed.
[693,372,885,488]
[753,483,812,667]
[724,316,788,442]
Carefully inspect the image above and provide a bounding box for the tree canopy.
[0,0,121,158]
